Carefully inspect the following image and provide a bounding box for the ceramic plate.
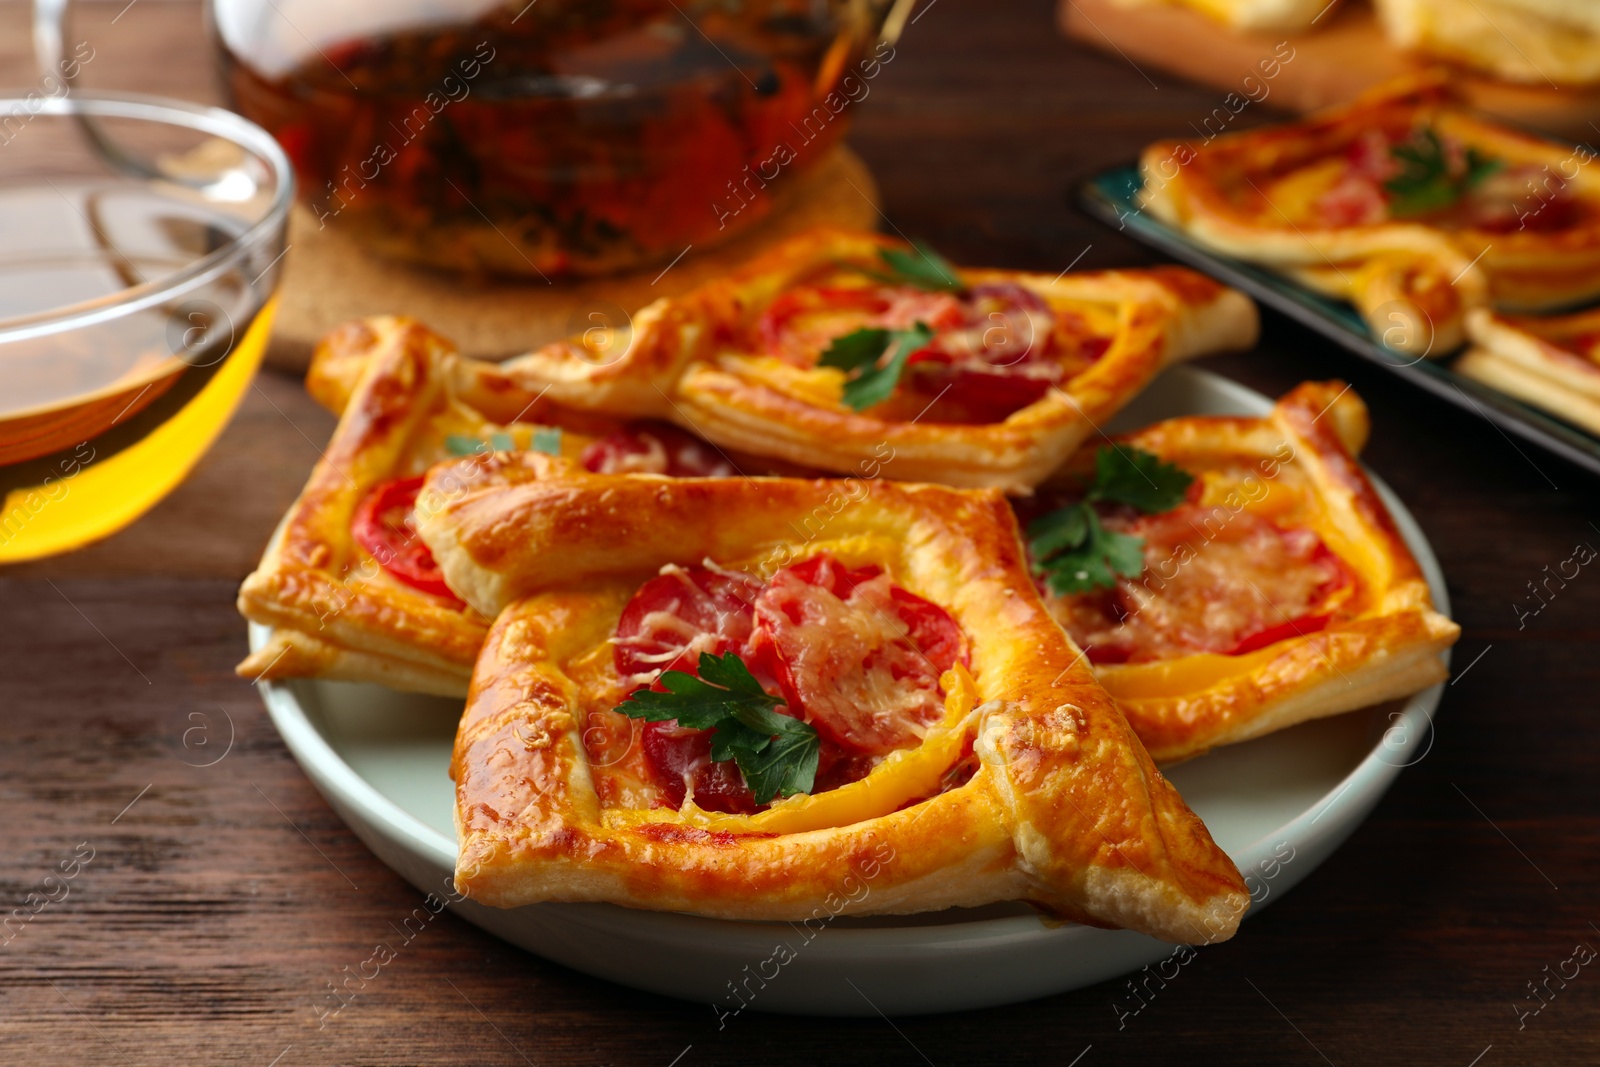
[251,364,1451,1017]
[1079,164,1600,480]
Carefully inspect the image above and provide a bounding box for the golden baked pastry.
[494,227,1258,491]
[1139,76,1600,355]
[1109,0,1337,33]
[236,317,747,696]
[415,456,1250,940]
[1458,306,1600,436]
[1019,381,1460,764]
[1375,0,1600,87]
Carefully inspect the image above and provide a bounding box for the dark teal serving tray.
[1078,164,1600,480]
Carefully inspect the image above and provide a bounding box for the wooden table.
[3,2,1596,1064]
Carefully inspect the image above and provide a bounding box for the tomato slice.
[906,282,1069,422]
[611,565,762,683]
[351,476,463,604]
[750,555,965,754]
[581,421,735,477]
[640,719,757,814]
[1226,613,1333,656]
[757,283,966,366]
[613,554,968,806]
[764,556,964,674]
[613,563,770,811]
[1045,504,1355,664]
[757,285,892,363]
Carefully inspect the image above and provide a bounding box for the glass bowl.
[0,91,293,563]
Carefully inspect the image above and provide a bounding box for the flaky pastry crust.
[1457,306,1600,436]
[494,228,1257,491]
[416,461,1249,941]
[236,317,602,696]
[1139,75,1600,354]
[1041,382,1460,764]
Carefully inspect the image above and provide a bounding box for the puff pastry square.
[236,317,752,695]
[1457,306,1600,437]
[1140,75,1600,354]
[495,227,1257,491]
[1022,381,1460,764]
[414,458,1249,941]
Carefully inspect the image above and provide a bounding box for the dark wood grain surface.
[3,2,1597,1064]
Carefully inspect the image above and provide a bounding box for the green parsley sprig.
[615,651,819,805]
[1027,446,1194,595]
[819,322,935,411]
[852,240,965,293]
[1384,127,1502,218]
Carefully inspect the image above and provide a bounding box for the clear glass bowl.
[0,92,293,563]
[212,0,905,277]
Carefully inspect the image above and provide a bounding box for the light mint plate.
[250,364,1450,1016]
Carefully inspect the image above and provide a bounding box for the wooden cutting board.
[266,146,879,371]
[1059,0,1600,138]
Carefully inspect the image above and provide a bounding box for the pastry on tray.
[235,317,761,696]
[1018,381,1460,764]
[1138,75,1600,355]
[413,453,1249,940]
[492,228,1258,491]
[1457,306,1600,436]
[1374,0,1600,87]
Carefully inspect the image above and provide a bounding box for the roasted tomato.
[351,476,462,604]
[611,565,762,682]
[750,555,965,754]
[613,554,968,806]
[1049,504,1355,664]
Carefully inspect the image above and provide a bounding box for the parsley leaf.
[878,241,964,292]
[1026,446,1195,595]
[614,651,819,805]
[732,717,821,807]
[531,427,562,455]
[1384,127,1503,218]
[819,322,934,411]
[444,433,486,457]
[1028,508,1147,596]
[1027,501,1088,559]
[846,239,967,293]
[445,431,517,456]
[818,327,891,373]
[1091,445,1194,513]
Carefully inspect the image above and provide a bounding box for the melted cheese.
[755,570,945,753]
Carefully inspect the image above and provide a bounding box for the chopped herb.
[1384,127,1503,218]
[614,651,819,805]
[819,322,934,411]
[531,427,562,455]
[1088,445,1195,513]
[446,431,519,457]
[1027,446,1195,595]
[848,239,966,293]
[444,433,486,457]
[879,241,965,292]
